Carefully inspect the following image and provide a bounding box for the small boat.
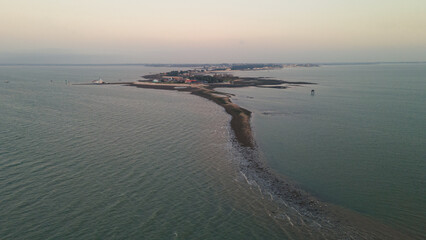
[311,89,315,95]
[92,77,106,84]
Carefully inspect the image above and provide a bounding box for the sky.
[0,0,425,64]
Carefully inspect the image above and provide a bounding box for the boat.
[92,77,107,84]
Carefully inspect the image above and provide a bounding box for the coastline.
[126,81,414,239]
[129,82,254,148]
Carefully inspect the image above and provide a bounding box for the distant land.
[143,63,318,70]
[141,68,315,86]
[1,62,424,67]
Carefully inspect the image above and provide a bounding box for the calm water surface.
[0,66,288,239]
[222,63,426,238]
[0,64,425,239]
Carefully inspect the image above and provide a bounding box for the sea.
[0,64,425,239]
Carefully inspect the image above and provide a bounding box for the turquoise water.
[222,63,426,238]
[0,64,424,239]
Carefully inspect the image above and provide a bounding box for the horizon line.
[0,61,425,67]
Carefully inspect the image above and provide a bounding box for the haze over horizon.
[1,0,425,64]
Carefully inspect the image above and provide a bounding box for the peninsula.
[131,68,316,147]
[126,68,411,239]
[76,66,411,239]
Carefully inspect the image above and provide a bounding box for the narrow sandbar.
[127,81,413,239]
[130,82,254,148]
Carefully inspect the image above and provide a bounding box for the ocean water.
[0,66,289,239]
[0,64,424,239]
[222,63,426,238]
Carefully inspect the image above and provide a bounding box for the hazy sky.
[1,0,425,63]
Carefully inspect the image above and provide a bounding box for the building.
[185,79,198,84]
[162,76,184,82]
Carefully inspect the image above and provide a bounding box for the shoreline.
[129,82,254,148]
[126,81,414,239]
